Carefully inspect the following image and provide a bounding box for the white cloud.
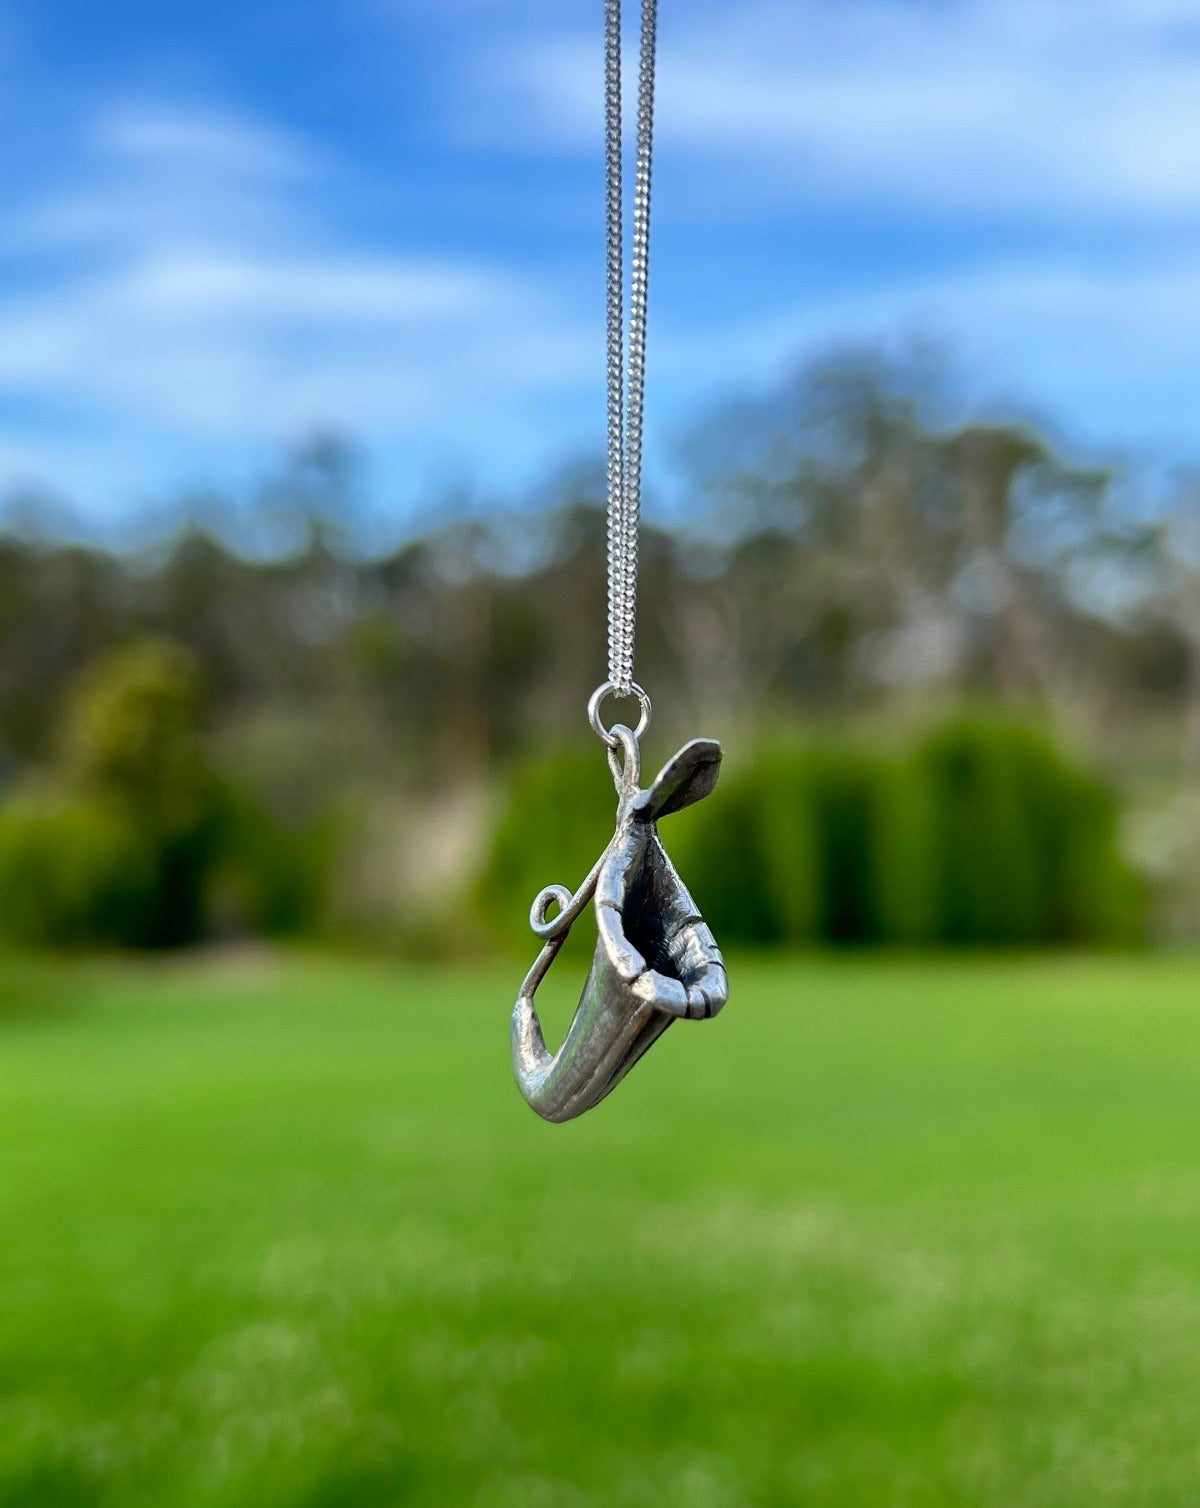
[93,103,315,180]
[7,2,1200,516]
[2,101,321,257]
[0,98,598,501]
[483,0,1200,219]
[124,253,500,322]
[0,255,584,437]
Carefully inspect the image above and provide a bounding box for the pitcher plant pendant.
[513,0,730,1118]
[512,703,728,1123]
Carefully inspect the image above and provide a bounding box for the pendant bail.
[605,722,641,799]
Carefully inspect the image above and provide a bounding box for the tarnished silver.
[603,0,658,697]
[512,728,728,1123]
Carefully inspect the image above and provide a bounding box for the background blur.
[3,2,1200,1505]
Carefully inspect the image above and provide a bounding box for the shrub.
[53,638,221,944]
[0,638,347,951]
[668,749,816,946]
[480,715,1143,951]
[65,638,211,837]
[916,716,1142,946]
[0,794,157,948]
[205,787,339,939]
[672,743,936,947]
[478,745,617,948]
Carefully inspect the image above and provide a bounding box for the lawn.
[2,950,1200,1507]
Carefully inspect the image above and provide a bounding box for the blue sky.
[2,0,1200,526]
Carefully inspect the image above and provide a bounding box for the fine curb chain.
[604,0,658,699]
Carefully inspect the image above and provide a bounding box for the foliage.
[0,357,1195,798]
[65,638,211,828]
[0,638,336,948]
[672,739,941,947]
[3,353,1200,940]
[57,638,218,945]
[205,786,340,939]
[918,714,1143,946]
[477,744,617,946]
[482,716,1142,949]
[0,792,156,948]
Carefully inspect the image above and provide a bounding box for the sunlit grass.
[1,950,1200,1506]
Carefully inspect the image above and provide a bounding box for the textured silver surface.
[512,729,727,1123]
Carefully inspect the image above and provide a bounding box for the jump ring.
[588,680,652,747]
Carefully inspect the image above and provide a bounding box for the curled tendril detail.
[527,844,610,943]
[529,884,576,940]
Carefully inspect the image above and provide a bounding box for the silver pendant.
[512,726,728,1122]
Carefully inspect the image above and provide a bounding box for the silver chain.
[603,0,657,701]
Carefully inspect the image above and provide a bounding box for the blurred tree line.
[482,715,1141,952]
[0,350,1198,947]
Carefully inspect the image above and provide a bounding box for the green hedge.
[0,638,337,950]
[205,787,338,940]
[0,794,159,948]
[916,718,1141,946]
[481,716,1143,950]
[669,743,940,947]
[0,784,335,951]
[479,746,618,946]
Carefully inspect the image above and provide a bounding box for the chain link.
[604,0,657,697]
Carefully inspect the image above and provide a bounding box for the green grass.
[2,951,1200,1506]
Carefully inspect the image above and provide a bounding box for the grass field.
[2,951,1200,1506]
